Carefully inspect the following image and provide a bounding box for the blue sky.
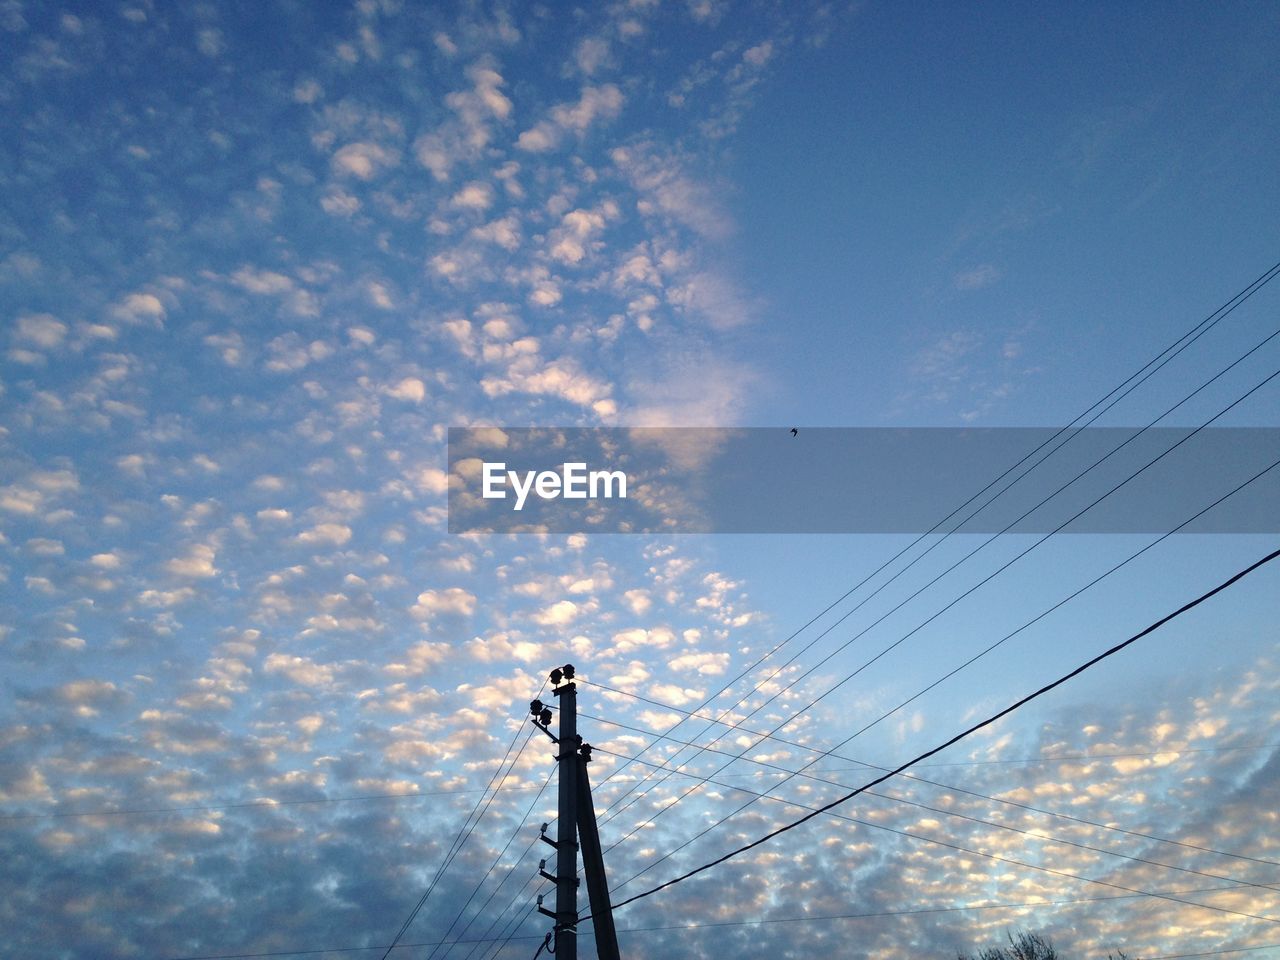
[2,2,1280,959]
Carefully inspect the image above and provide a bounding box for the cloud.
[332,141,399,180]
[230,266,293,294]
[14,313,67,349]
[295,523,352,546]
[384,377,426,403]
[548,204,616,264]
[574,37,611,76]
[533,599,579,626]
[480,351,614,415]
[742,40,774,67]
[517,84,623,152]
[414,62,513,180]
[411,587,477,619]
[110,292,166,326]
[167,544,219,579]
[470,213,521,250]
[263,653,335,687]
[611,144,732,239]
[451,180,495,210]
[954,263,1002,290]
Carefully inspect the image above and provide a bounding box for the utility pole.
[552,665,579,960]
[532,664,621,960]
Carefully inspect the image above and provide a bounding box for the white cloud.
[385,377,427,403]
[575,37,611,76]
[204,332,247,366]
[293,79,322,103]
[332,141,399,180]
[14,314,67,348]
[197,27,223,57]
[264,653,335,687]
[167,544,218,579]
[515,123,557,153]
[742,40,774,67]
[548,203,617,264]
[668,651,729,675]
[138,587,196,607]
[623,589,652,615]
[411,587,477,619]
[414,63,513,180]
[517,84,623,152]
[611,144,732,239]
[321,189,361,216]
[481,352,613,412]
[265,334,332,372]
[381,642,449,679]
[452,181,495,210]
[110,292,167,325]
[231,266,293,294]
[471,214,521,251]
[533,599,579,626]
[296,523,353,546]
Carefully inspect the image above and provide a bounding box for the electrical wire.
[599,340,1280,844]
[579,710,1280,873]
[427,769,557,960]
[423,276,1280,960]
[376,696,543,960]
[584,742,1280,898]
[601,448,1280,878]
[160,883,1270,959]
[486,269,1280,900]
[577,262,1280,825]
[593,545,1280,915]
[0,783,553,823]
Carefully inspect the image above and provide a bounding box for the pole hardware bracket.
[536,894,557,920]
[539,822,558,849]
[536,858,576,885]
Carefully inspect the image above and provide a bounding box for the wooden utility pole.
[532,664,621,960]
[553,667,579,960]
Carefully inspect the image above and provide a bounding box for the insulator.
[539,707,553,726]
[530,698,544,717]
[561,663,575,679]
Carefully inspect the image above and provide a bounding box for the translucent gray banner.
[447,428,1280,534]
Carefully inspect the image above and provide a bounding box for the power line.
[480,448,1279,957]
[502,265,1280,889]
[600,545,1280,915]
[581,263,1280,828]
[600,451,1280,877]
[417,276,1280,957]
[160,883,1270,959]
[582,680,1278,767]
[585,741,1280,899]
[595,351,1280,847]
[427,769,556,960]
[579,711,1280,873]
[0,784,546,823]
[377,706,541,960]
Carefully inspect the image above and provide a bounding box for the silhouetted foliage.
[956,931,1132,960]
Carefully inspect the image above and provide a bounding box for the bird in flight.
[790,427,798,437]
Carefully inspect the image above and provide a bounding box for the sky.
[2,2,1280,959]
